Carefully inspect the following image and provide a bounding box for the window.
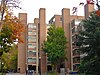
[73,64,80,71]
[28,28,36,32]
[28,36,32,39]
[33,32,36,35]
[72,28,75,33]
[28,44,36,48]
[60,17,62,21]
[28,50,36,56]
[75,20,81,25]
[73,57,80,63]
[28,36,36,39]
[33,25,36,28]
[28,58,36,63]
[75,26,78,32]
[28,32,36,35]
[28,32,33,35]
[28,37,37,42]
[28,24,34,28]
[28,43,32,46]
[73,50,80,55]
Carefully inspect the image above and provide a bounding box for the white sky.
[13,0,90,23]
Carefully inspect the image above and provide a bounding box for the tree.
[2,44,18,72]
[0,0,22,31]
[0,10,25,56]
[42,25,67,71]
[78,12,100,75]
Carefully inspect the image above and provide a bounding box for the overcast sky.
[13,0,90,23]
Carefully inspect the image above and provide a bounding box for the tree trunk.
[0,52,3,57]
[52,64,57,72]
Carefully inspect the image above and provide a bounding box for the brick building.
[18,2,94,74]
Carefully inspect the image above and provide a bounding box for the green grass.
[47,72,60,75]
[46,72,90,75]
[47,72,90,75]
[0,73,2,75]
[0,73,6,75]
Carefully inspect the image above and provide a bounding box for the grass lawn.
[47,72,90,75]
[47,72,60,75]
[0,73,6,75]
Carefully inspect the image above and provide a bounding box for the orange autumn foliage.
[95,10,100,16]
[3,12,25,43]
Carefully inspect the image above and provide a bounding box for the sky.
[13,0,89,23]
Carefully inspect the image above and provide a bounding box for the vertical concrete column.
[18,13,27,74]
[62,8,71,72]
[39,8,47,74]
[84,3,94,18]
[34,18,39,74]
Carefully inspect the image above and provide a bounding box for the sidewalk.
[6,73,38,75]
[6,73,26,75]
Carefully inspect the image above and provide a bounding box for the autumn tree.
[0,0,22,31]
[0,0,24,73]
[0,10,25,56]
[42,25,67,72]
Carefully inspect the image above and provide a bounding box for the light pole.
[0,57,4,75]
[39,57,41,75]
[0,58,1,71]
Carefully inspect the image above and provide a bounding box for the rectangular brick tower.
[84,3,94,18]
[62,8,71,71]
[39,8,47,74]
[18,13,27,73]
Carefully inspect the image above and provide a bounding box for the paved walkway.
[6,73,26,75]
[6,73,69,75]
[6,73,38,75]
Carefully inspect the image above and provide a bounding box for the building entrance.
[28,65,36,71]
[47,65,52,72]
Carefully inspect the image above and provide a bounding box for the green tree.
[43,25,67,71]
[78,12,100,75]
[2,44,18,72]
[0,25,13,56]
